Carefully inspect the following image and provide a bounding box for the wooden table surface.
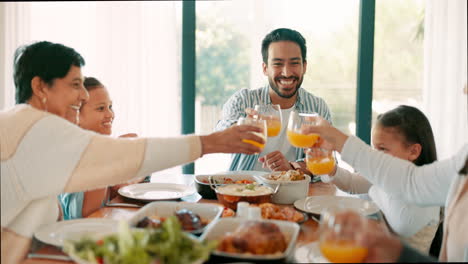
[22,173,340,264]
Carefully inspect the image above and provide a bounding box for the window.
[1,2,183,175]
[194,0,360,173]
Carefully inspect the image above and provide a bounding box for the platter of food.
[63,217,215,264]
[200,218,300,263]
[127,201,223,235]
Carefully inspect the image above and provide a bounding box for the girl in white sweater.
[322,105,440,253]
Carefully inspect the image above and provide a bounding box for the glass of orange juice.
[305,148,336,175]
[319,207,369,263]
[287,111,320,148]
[237,117,267,151]
[254,104,282,137]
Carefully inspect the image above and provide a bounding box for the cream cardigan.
[1,105,202,262]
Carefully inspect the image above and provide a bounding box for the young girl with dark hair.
[321,105,440,254]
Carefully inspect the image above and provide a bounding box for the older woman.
[0,41,265,263]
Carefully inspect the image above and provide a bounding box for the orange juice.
[320,240,368,263]
[287,130,320,148]
[242,139,265,149]
[306,155,335,175]
[266,120,281,137]
[242,132,266,150]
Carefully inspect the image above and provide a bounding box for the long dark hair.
[376,105,437,166]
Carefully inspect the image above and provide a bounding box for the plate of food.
[118,183,195,201]
[34,218,120,247]
[220,203,307,224]
[127,201,223,235]
[256,170,311,204]
[200,218,300,263]
[294,196,380,216]
[194,171,266,199]
[63,217,216,264]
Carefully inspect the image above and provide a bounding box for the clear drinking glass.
[254,104,282,137]
[319,207,369,263]
[305,147,336,176]
[237,117,267,151]
[286,111,320,148]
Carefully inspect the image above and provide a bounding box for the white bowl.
[256,172,311,204]
[127,201,223,234]
[199,217,300,262]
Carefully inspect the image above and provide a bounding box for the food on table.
[220,203,305,223]
[221,207,235,218]
[201,177,254,185]
[216,184,273,196]
[175,209,203,231]
[256,203,305,223]
[216,184,274,210]
[217,221,287,255]
[64,216,216,264]
[135,209,208,231]
[265,170,306,181]
[136,216,161,229]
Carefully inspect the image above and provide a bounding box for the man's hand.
[258,151,292,171]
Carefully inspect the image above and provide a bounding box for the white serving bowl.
[199,217,300,262]
[256,172,311,204]
[127,201,223,234]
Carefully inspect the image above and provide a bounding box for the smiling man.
[216,28,332,175]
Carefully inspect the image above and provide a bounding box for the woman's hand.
[302,116,349,152]
[200,125,264,155]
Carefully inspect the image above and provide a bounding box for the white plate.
[294,242,329,263]
[128,201,223,234]
[200,218,300,261]
[34,218,119,247]
[294,195,380,216]
[118,183,195,201]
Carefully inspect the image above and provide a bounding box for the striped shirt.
[215,84,332,171]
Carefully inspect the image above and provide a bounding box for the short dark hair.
[376,105,437,166]
[261,28,307,64]
[84,76,104,92]
[14,41,85,104]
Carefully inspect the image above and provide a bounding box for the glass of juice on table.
[254,104,282,137]
[319,207,369,263]
[305,147,336,176]
[287,111,320,148]
[237,117,267,151]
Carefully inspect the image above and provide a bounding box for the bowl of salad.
[63,216,216,264]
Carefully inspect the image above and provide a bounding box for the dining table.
[22,172,382,264]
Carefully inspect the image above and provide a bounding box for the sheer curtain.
[423,0,468,159]
[1,2,183,173]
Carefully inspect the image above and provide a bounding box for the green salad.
[63,216,217,264]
